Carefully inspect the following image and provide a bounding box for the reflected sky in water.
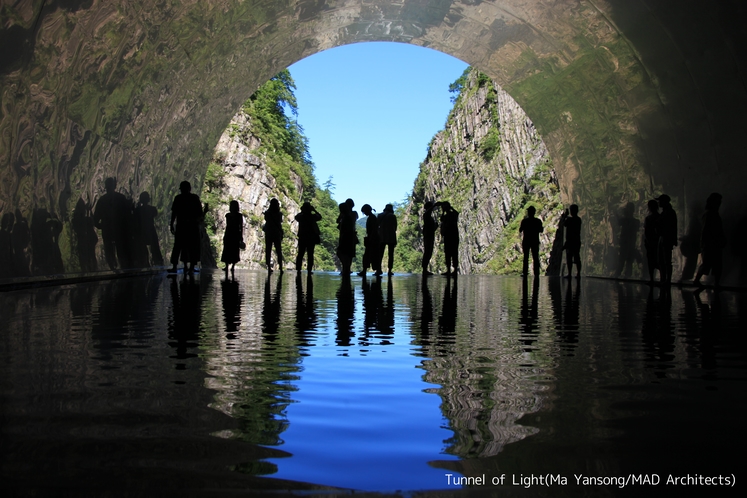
[1,271,746,493]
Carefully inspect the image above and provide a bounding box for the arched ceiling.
[2,0,746,278]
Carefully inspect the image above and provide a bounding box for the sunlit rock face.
[2,1,747,282]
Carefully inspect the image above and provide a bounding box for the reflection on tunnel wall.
[2,1,747,283]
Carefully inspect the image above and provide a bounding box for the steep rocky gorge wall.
[401,70,563,275]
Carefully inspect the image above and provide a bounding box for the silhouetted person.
[519,206,543,277]
[72,198,98,272]
[336,201,358,276]
[358,204,380,276]
[378,203,397,276]
[264,198,284,272]
[169,180,208,274]
[295,201,322,273]
[656,194,678,285]
[562,204,582,278]
[133,192,163,267]
[615,202,641,278]
[693,193,726,287]
[439,201,460,275]
[93,177,131,270]
[31,208,64,274]
[643,199,660,283]
[221,200,244,276]
[422,201,438,275]
[12,208,30,276]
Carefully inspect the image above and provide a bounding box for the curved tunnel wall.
[1,0,746,282]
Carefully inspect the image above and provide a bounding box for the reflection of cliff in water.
[411,276,551,458]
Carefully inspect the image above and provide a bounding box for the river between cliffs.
[2,271,745,495]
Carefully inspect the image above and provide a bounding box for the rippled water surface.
[2,271,746,494]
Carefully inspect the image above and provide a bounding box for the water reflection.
[1,272,746,493]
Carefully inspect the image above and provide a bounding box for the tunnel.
[2,0,747,283]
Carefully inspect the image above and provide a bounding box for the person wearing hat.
[294,201,322,273]
[693,193,726,287]
[377,204,398,276]
[358,204,380,276]
[656,194,677,284]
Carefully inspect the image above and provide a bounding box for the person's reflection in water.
[519,276,540,351]
[12,208,31,276]
[221,275,243,343]
[378,278,395,344]
[167,274,203,378]
[335,277,355,350]
[360,275,382,345]
[418,274,434,349]
[438,274,458,343]
[294,273,317,350]
[548,277,580,355]
[640,286,675,379]
[262,273,283,344]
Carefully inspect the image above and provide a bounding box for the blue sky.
[288,42,468,212]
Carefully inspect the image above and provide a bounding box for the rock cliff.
[398,68,563,275]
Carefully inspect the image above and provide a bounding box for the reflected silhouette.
[438,274,458,335]
[548,276,580,354]
[167,274,204,371]
[615,202,640,279]
[335,276,355,348]
[72,198,98,272]
[294,273,317,349]
[93,177,132,270]
[418,274,434,348]
[262,273,283,343]
[360,275,383,345]
[221,276,243,342]
[519,276,540,351]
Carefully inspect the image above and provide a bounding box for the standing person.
[358,204,380,276]
[168,180,208,274]
[134,191,163,267]
[562,204,582,278]
[336,201,358,276]
[693,193,726,287]
[378,204,397,276]
[615,202,641,278]
[221,200,244,276]
[264,198,284,272]
[439,201,460,276]
[519,206,544,277]
[656,194,678,285]
[94,177,131,270]
[295,201,322,273]
[421,201,438,275]
[643,199,660,283]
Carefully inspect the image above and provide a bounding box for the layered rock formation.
[205,111,302,270]
[399,69,563,275]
